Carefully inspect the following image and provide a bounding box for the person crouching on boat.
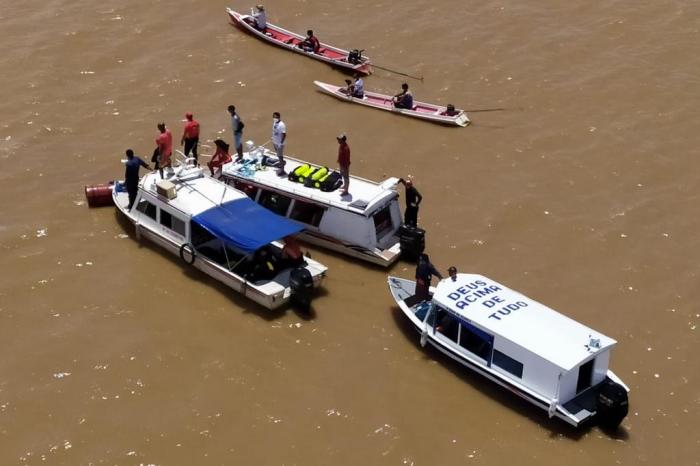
[415,253,443,301]
[393,83,413,109]
[282,235,304,266]
[207,139,232,178]
[153,122,173,178]
[298,30,320,53]
[252,4,267,31]
[124,149,151,210]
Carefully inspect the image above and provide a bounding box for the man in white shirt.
[351,73,364,98]
[252,5,266,31]
[271,111,287,175]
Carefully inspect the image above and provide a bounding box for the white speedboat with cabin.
[218,141,425,266]
[112,162,327,310]
[388,273,629,428]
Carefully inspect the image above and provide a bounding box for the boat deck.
[221,150,399,216]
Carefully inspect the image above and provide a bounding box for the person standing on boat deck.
[207,139,232,178]
[271,112,287,175]
[448,266,458,282]
[252,4,267,31]
[228,105,244,162]
[154,122,173,178]
[398,177,422,227]
[415,253,443,301]
[124,149,151,210]
[337,133,350,196]
[299,30,320,53]
[393,83,413,109]
[181,112,200,165]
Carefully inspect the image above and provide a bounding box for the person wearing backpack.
[227,105,245,162]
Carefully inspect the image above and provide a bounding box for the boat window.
[459,323,493,361]
[576,359,594,394]
[232,179,258,200]
[373,205,393,240]
[136,199,157,221]
[435,308,459,343]
[258,190,292,216]
[160,210,186,237]
[289,200,325,226]
[493,350,524,378]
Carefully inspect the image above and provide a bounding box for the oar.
[371,64,424,81]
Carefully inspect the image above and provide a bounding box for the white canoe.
[314,80,470,127]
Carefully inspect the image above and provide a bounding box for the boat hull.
[227,9,372,75]
[387,276,610,427]
[314,81,470,127]
[112,184,324,310]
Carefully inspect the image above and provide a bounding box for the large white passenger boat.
[388,273,629,428]
[219,142,423,266]
[112,163,327,310]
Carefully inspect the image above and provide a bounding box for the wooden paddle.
[372,64,424,81]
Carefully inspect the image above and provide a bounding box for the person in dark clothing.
[124,149,150,210]
[448,266,458,282]
[247,247,279,282]
[399,177,422,227]
[415,253,443,301]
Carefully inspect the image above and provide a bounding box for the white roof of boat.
[140,169,247,217]
[221,147,399,216]
[432,273,616,371]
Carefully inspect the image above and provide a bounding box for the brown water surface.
[1,0,699,464]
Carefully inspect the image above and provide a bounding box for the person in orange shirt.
[281,235,304,266]
[207,139,232,178]
[154,122,173,178]
[181,112,200,165]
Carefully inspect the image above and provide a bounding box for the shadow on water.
[389,305,631,441]
[114,211,321,322]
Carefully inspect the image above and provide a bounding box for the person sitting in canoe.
[341,75,364,98]
[207,139,232,178]
[440,104,459,116]
[393,83,413,109]
[252,4,267,31]
[298,30,320,53]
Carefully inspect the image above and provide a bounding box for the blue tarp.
[192,198,303,254]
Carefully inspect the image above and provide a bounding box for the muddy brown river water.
[1,0,699,464]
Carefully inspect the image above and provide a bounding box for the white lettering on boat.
[446,279,529,320]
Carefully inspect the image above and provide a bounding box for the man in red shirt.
[181,112,200,165]
[337,133,350,196]
[155,122,173,178]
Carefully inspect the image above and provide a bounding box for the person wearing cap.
[336,134,350,196]
[123,149,151,210]
[398,177,422,227]
[227,105,244,162]
[181,112,200,165]
[298,30,320,53]
[271,112,287,175]
[393,83,413,109]
[252,5,267,31]
[154,122,173,178]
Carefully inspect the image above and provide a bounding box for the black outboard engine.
[347,49,363,65]
[596,378,629,429]
[289,266,314,311]
[398,224,425,262]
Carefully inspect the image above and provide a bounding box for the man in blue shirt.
[124,149,150,210]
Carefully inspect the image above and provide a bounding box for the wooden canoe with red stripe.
[226,8,372,75]
[313,81,470,127]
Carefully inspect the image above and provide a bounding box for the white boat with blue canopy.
[112,162,327,310]
[388,273,629,428]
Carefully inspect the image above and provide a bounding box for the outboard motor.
[398,224,426,262]
[596,378,629,429]
[347,48,363,65]
[289,266,314,311]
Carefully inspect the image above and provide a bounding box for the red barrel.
[85,183,115,208]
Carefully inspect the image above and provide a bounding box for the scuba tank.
[305,166,328,187]
[288,164,309,182]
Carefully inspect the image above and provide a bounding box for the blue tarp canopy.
[192,198,303,254]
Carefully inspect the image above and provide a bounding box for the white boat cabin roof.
[221,148,399,216]
[432,273,616,371]
[140,169,247,217]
